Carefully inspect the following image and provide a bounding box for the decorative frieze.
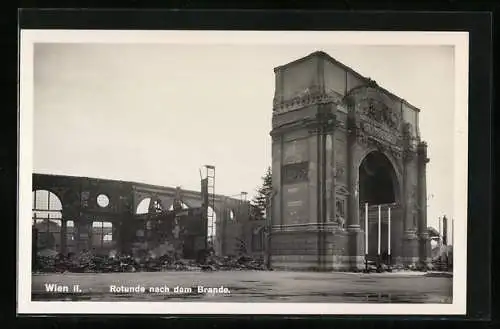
[273,89,343,114]
[359,120,402,146]
[359,97,402,131]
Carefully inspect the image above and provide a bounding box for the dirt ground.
[31,270,453,303]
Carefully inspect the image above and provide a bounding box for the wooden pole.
[377,205,381,256]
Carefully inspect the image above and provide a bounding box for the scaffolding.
[204,165,216,247]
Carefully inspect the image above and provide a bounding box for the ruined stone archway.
[358,150,402,261]
[358,150,400,205]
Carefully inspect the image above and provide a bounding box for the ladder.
[205,165,216,246]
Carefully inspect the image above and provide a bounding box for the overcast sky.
[33,42,455,231]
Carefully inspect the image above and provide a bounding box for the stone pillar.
[307,127,319,226]
[346,115,359,229]
[271,135,282,229]
[346,112,363,270]
[220,199,228,256]
[60,218,67,255]
[417,141,430,266]
[326,134,334,223]
[317,107,336,270]
[402,125,419,266]
[75,218,90,253]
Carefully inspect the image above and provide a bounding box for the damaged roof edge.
[32,173,243,202]
[273,50,421,113]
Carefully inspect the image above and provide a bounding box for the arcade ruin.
[32,169,267,265]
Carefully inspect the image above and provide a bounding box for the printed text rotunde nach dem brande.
[44,283,231,294]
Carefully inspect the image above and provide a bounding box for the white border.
[18,30,469,315]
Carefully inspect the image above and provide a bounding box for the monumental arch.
[270,51,430,271]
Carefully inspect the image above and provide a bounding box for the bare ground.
[31,270,453,303]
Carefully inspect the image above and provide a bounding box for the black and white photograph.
[18,30,469,315]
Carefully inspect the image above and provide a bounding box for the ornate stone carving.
[360,98,401,131]
[273,90,343,114]
[335,214,346,230]
[359,120,402,146]
[333,162,345,179]
[336,200,344,213]
[403,143,417,163]
[336,120,346,130]
[336,185,349,196]
[335,198,346,230]
[417,141,430,164]
[282,162,309,185]
[366,78,378,87]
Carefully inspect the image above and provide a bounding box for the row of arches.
[31,189,241,254]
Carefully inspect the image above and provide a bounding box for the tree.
[252,166,272,220]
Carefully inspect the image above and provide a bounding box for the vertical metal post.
[364,202,368,271]
[47,191,50,246]
[388,206,391,259]
[377,205,381,256]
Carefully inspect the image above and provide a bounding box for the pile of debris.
[203,255,266,271]
[33,250,267,273]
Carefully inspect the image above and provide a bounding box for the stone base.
[270,228,349,271]
[269,228,428,272]
[346,227,365,270]
[402,231,420,266]
[271,255,362,271]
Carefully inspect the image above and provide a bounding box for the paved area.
[31,270,453,303]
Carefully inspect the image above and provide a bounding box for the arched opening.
[136,198,151,215]
[359,151,397,205]
[358,151,400,262]
[168,202,189,211]
[32,190,63,253]
[136,197,166,215]
[229,209,235,221]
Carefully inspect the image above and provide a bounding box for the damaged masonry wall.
[32,173,266,263]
